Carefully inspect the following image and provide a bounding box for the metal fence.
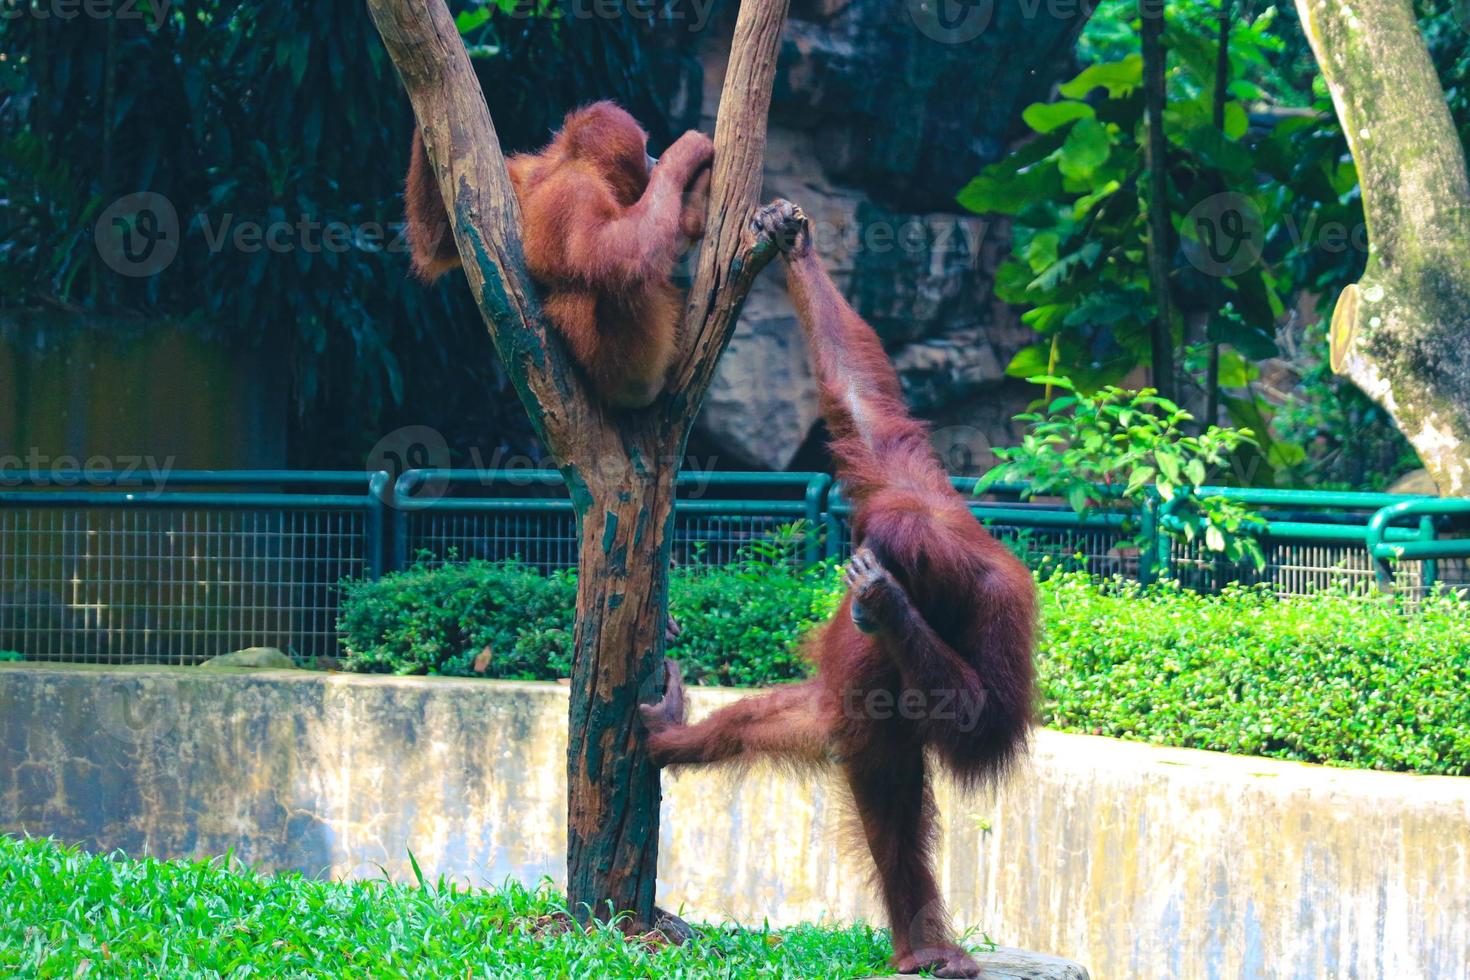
[1,469,1466,665]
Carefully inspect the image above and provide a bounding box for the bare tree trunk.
[1295,0,1470,494]
[1141,0,1177,402]
[365,0,792,925]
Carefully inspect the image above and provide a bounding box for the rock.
[691,3,1084,470]
[1388,469,1440,495]
[772,0,1090,212]
[849,204,998,346]
[863,945,1090,980]
[893,329,1005,412]
[199,647,296,670]
[697,312,822,470]
[973,945,1091,979]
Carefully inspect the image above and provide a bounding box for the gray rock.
[199,647,296,669]
[894,329,1006,413]
[863,945,1090,980]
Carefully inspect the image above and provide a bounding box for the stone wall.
[2,664,1467,979]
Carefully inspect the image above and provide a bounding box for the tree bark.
[1141,0,1177,403]
[366,0,791,925]
[1295,0,1470,494]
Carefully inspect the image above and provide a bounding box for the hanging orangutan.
[640,202,1037,979]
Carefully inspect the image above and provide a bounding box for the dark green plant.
[955,0,1470,489]
[337,553,843,686]
[0,651,21,663]
[337,557,1470,775]
[0,0,708,465]
[1039,573,1470,776]
[338,560,578,678]
[977,377,1266,567]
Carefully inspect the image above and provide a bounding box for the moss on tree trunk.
[1295,0,1470,494]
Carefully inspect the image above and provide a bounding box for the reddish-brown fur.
[405,101,712,408]
[641,203,1037,979]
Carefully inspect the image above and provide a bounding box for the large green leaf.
[1022,101,1095,134]
[1059,54,1144,99]
[1058,118,1112,182]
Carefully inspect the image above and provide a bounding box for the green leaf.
[1058,118,1111,182]
[1059,54,1144,99]
[1005,345,1052,379]
[1223,101,1249,141]
[1022,100,1095,134]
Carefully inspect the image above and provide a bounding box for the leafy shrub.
[338,560,1470,775]
[338,561,577,679]
[0,651,21,663]
[337,559,841,686]
[670,564,843,688]
[979,377,1266,566]
[1038,574,1470,776]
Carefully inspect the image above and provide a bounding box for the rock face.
[691,0,1088,472]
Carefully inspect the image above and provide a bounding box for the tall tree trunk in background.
[1295,0,1470,494]
[1204,0,1231,427]
[1141,0,1177,402]
[366,0,792,926]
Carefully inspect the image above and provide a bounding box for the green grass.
[0,836,902,979]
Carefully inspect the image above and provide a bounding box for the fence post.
[1419,516,1437,590]
[825,483,845,561]
[366,471,391,580]
[803,473,832,567]
[1138,491,1158,585]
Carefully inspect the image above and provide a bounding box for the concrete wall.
[2,663,1466,979]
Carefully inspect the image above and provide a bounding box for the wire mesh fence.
[0,469,1464,665]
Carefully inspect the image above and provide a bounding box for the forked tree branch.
[365,0,599,456]
[368,0,793,465]
[667,0,793,412]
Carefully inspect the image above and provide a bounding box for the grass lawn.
[0,836,926,978]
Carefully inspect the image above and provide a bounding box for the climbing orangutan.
[640,202,1037,978]
[405,101,712,408]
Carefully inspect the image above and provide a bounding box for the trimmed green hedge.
[338,562,1470,776]
[0,652,21,663]
[339,560,842,689]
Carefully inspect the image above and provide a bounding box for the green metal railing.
[0,468,1465,664]
[391,469,832,571]
[0,471,388,664]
